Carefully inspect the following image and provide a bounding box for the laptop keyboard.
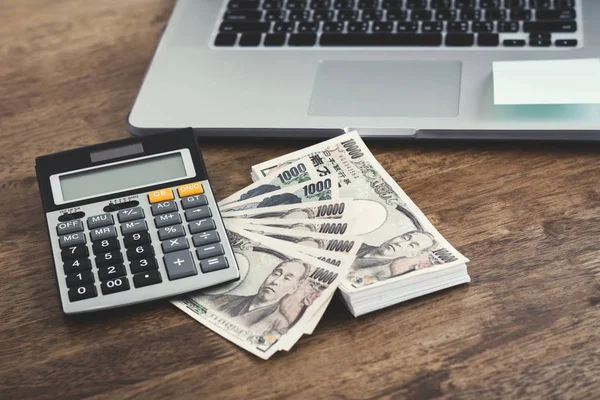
[214,0,580,48]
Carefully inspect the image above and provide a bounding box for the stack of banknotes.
[172,131,470,359]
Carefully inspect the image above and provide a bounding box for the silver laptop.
[128,0,600,140]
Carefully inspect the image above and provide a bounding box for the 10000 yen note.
[171,228,352,359]
[251,131,469,292]
[236,218,357,237]
[221,199,354,221]
[219,157,320,207]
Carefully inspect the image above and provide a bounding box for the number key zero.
[177,182,204,198]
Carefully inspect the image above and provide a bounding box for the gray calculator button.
[163,250,197,280]
[151,200,178,216]
[90,225,117,242]
[154,212,182,228]
[196,244,224,260]
[158,224,185,241]
[188,218,216,234]
[59,232,86,248]
[56,220,84,236]
[192,230,220,247]
[161,237,189,253]
[185,206,212,221]
[87,213,113,229]
[117,206,144,223]
[200,256,229,273]
[121,220,147,235]
[181,194,208,210]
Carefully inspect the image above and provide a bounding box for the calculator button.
[164,250,197,280]
[150,200,178,216]
[188,218,217,234]
[61,244,89,260]
[123,231,151,248]
[56,220,83,236]
[196,244,224,260]
[200,256,229,273]
[90,225,117,242]
[158,224,185,241]
[181,194,208,210]
[98,264,127,281]
[148,188,174,204]
[129,257,158,274]
[92,237,120,254]
[154,212,182,228]
[59,232,86,248]
[117,207,145,223]
[68,284,97,302]
[192,230,220,247]
[101,276,130,295]
[121,220,148,235]
[126,244,154,260]
[185,206,212,221]
[133,270,163,288]
[96,251,124,268]
[161,237,189,253]
[66,270,95,287]
[177,182,204,198]
[87,213,114,229]
[63,257,92,274]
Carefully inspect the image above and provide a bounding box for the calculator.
[36,128,240,314]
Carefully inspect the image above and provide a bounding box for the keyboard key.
[348,21,369,32]
[372,21,394,32]
[228,0,260,9]
[299,22,319,32]
[358,0,377,8]
[381,0,403,7]
[406,0,426,8]
[536,9,576,21]
[361,9,383,21]
[455,0,475,8]
[396,21,418,32]
[477,33,499,46]
[422,21,443,32]
[92,237,120,254]
[158,224,185,241]
[64,257,92,274]
[498,21,519,33]
[61,243,88,260]
[411,9,432,20]
[556,0,575,8]
[320,33,442,46]
[309,0,331,8]
[460,9,481,20]
[286,0,306,9]
[265,10,287,20]
[505,0,525,7]
[445,33,474,46]
[313,9,334,20]
[529,39,551,46]
[530,0,551,8]
[334,0,354,8]
[239,33,262,46]
[59,232,86,248]
[196,244,225,260]
[472,21,493,33]
[338,9,358,20]
[161,237,190,253]
[510,10,532,20]
[96,251,123,268]
[200,256,229,273]
[87,214,113,230]
[274,22,295,32]
[89,225,117,242]
[126,244,154,260]
[430,0,451,7]
[224,10,263,20]
[155,212,182,228]
[123,231,151,248]
[523,21,577,33]
[164,250,197,280]
[555,39,577,47]
[289,10,311,20]
[121,220,148,235]
[68,284,97,302]
[133,270,162,288]
[503,39,526,46]
[435,9,456,20]
[101,276,130,295]
[289,33,317,46]
[447,21,469,32]
[188,218,217,234]
[529,32,551,40]
[480,0,500,7]
[151,200,178,216]
[129,257,158,274]
[386,9,407,20]
[220,21,270,32]
[263,33,285,45]
[98,264,127,281]
[192,230,221,247]
[215,33,237,46]
[57,220,83,236]
[117,207,144,223]
[263,0,282,9]
[485,9,506,20]
[66,270,95,287]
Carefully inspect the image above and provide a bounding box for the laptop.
[128,0,600,140]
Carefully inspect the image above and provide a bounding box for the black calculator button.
[97,264,127,281]
[68,284,97,302]
[161,237,189,253]
[154,212,182,228]
[164,250,197,280]
[96,251,124,268]
[188,218,216,234]
[158,224,185,241]
[56,220,83,236]
[196,244,225,260]
[87,213,114,229]
[92,237,120,254]
[185,207,212,221]
[58,232,86,248]
[192,230,220,247]
[61,244,88,260]
[123,231,151,248]
[181,194,208,209]
[117,206,145,223]
[126,244,154,260]
[89,225,117,242]
[133,270,162,288]
[66,270,95,287]
[63,257,92,274]
[120,220,148,235]
[101,277,130,295]
[150,200,178,216]
[200,256,229,273]
[129,257,158,274]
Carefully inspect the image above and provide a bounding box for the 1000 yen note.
[219,174,340,213]
[219,156,321,207]
[171,228,352,359]
[251,131,469,293]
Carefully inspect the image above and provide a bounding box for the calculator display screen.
[59,153,187,202]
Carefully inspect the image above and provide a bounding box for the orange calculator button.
[177,182,204,198]
[147,188,174,203]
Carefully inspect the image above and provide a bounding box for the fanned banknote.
[221,199,354,221]
[237,218,357,236]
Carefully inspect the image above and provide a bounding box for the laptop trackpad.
[308,60,461,117]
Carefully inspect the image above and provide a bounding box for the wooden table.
[2,1,600,398]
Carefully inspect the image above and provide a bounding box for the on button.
[177,182,204,198]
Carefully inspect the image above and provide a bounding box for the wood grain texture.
[2,1,600,399]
